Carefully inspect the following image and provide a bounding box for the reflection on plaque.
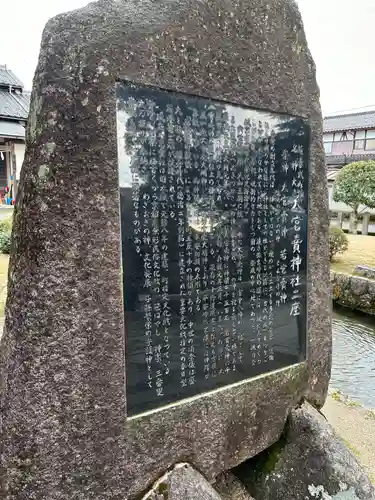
[116,81,310,417]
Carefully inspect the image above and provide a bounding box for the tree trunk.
[349,209,358,234]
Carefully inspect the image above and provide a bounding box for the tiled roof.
[323,111,375,132]
[0,90,30,120]
[0,65,23,88]
[0,120,26,139]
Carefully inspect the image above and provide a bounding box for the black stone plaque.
[116,81,310,417]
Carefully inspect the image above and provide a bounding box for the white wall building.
[0,65,30,204]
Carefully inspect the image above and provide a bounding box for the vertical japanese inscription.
[117,82,310,417]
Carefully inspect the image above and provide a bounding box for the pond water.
[331,307,375,408]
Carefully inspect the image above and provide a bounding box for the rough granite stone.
[142,463,223,500]
[331,271,375,315]
[235,403,375,500]
[1,0,331,498]
[215,471,255,500]
[354,265,375,280]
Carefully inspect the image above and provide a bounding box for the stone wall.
[331,271,375,315]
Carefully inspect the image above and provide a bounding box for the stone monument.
[1,0,332,499]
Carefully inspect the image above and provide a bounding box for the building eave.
[323,126,373,133]
[325,153,375,166]
[0,115,27,123]
[0,119,26,140]
[0,135,25,141]
[323,110,375,134]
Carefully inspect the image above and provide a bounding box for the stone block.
[142,464,222,500]
[331,271,375,315]
[215,471,255,500]
[235,403,375,500]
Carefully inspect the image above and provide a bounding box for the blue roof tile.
[0,91,30,119]
[0,65,24,88]
[323,111,375,133]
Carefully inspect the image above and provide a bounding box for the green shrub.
[329,226,349,261]
[0,216,13,254]
[0,216,12,233]
[0,230,11,254]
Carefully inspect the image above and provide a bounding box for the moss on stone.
[233,428,288,495]
[331,390,342,402]
[346,400,361,408]
[261,439,285,474]
[157,481,169,499]
[253,429,288,477]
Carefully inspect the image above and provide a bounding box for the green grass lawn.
[0,208,14,220]
[331,234,375,276]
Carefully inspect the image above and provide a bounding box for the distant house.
[323,110,375,167]
[0,65,30,204]
[323,111,375,230]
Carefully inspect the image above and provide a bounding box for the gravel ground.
[323,394,375,484]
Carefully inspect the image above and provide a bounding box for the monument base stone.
[214,472,255,500]
[142,464,222,500]
[235,403,375,500]
[140,403,375,500]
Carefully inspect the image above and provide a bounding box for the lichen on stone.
[38,164,50,180]
[42,142,56,158]
[308,483,361,500]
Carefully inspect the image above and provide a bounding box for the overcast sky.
[1,0,374,115]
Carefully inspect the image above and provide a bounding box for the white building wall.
[13,143,25,180]
[13,142,25,180]
[328,184,375,215]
